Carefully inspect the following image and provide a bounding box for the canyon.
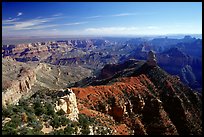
[2,36,202,135]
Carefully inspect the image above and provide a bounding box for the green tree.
[2,124,18,135]
[18,127,35,135]
[44,102,55,116]
[19,99,35,113]
[18,98,28,107]
[2,106,13,117]
[64,126,74,135]
[10,115,22,128]
[60,115,70,126]
[42,114,50,122]
[50,116,61,129]
[12,105,24,113]
[24,105,35,113]
[33,98,45,116]
[33,121,43,132]
[27,113,38,127]
[78,114,89,126]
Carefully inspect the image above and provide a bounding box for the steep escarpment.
[2,57,92,107]
[71,56,202,135]
[2,57,37,106]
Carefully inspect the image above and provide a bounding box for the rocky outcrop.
[55,89,79,121]
[146,50,157,67]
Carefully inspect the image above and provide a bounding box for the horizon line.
[2,33,202,38]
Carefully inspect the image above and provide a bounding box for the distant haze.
[2,34,202,45]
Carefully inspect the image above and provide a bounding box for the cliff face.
[55,89,79,121]
[2,75,36,106]
[2,58,37,107]
[71,60,202,135]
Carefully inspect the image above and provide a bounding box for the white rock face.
[55,88,79,121]
[147,50,157,67]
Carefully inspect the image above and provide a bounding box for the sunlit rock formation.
[55,89,79,121]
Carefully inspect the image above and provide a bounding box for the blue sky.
[2,2,202,37]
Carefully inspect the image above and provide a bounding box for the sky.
[2,2,202,37]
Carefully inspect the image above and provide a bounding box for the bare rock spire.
[146,50,157,67]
